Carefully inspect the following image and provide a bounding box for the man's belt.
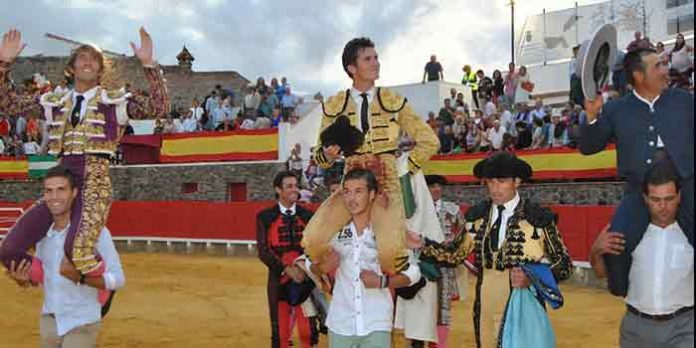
[626,304,693,321]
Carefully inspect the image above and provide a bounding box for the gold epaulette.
[105,89,127,100]
[376,87,407,113]
[321,90,350,117]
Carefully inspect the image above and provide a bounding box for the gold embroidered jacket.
[421,198,573,282]
[312,87,439,173]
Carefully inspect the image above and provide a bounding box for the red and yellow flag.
[159,129,279,163]
[423,146,617,183]
[0,156,28,180]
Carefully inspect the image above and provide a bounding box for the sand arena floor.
[1,252,626,347]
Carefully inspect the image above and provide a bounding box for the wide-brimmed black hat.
[425,174,448,186]
[319,115,365,157]
[576,24,618,101]
[473,151,532,180]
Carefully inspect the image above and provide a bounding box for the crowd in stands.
[156,76,306,135]
[424,31,694,156]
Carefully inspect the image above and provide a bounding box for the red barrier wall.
[1,201,613,262]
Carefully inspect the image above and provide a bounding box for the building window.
[182,183,198,194]
[667,14,694,35]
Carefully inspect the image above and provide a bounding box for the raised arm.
[579,97,615,155]
[126,27,170,120]
[0,29,41,116]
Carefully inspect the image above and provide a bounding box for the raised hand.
[130,26,155,66]
[0,29,27,63]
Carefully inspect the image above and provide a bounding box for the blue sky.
[1,0,604,96]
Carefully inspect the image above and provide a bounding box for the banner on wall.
[423,146,617,183]
[159,129,279,163]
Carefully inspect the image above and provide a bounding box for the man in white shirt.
[180,111,198,133]
[590,160,693,348]
[306,168,421,347]
[486,120,506,151]
[6,165,125,348]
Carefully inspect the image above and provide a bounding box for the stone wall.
[1,161,287,203]
[0,161,627,205]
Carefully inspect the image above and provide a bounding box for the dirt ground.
[0,252,626,347]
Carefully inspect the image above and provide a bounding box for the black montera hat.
[473,151,533,180]
[319,115,365,157]
[425,174,448,186]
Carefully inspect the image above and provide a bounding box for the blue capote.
[500,263,564,348]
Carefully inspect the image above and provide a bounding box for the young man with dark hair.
[257,171,316,348]
[581,47,694,297]
[303,36,439,277]
[305,168,421,348]
[590,160,693,347]
[6,165,125,347]
[0,28,169,285]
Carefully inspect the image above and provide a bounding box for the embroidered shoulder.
[376,87,407,113]
[321,90,349,117]
[40,91,69,107]
[465,201,490,222]
[101,88,132,105]
[523,201,557,227]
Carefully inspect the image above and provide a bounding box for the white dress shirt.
[277,202,297,215]
[349,87,376,133]
[70,86,99,120]
[626,222,694,315]
[308,222,420,337]
[489,192,521,250]
[36,224,125,336]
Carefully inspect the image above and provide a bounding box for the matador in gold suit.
[419,152,573,347]
[302,84,439,274]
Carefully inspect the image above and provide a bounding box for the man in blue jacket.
[580,47,694,296]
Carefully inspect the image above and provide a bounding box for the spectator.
[449,88,457,101]
[21,134,40,155]
[472,108,484,128]
[483,96,496,119]
[547,114,569,148]
[239,117,256,130]
[305,157,322,190]
[503,62,518,107]
[270,106,283,128]
[499,104,515,137]
[515,65,532,104]
[422,54,443,83]
[205,91,220,118]
[26,114,40,142]
[255,77,270,96]
[0,114,9,140]
[465,119,481,152]
[153,118,164,135]
[258,89,280,118]
[501,133,516,152]
[612,50,628,95]
[189,99,204,130]
[426,111,438,131]
[215,97,237,131]
[655,41,669,65]
[180,111,198,133]
[669,33,694,89]
[478,123,491,152]
[162,115,178,134]
[438,99,455,126]
[530,118,546,149]
[254,116,272,129]
[438,125,456,154]
[514,121,532,150]
[280,86,300,121]
[272,77,286,101]
[287,143,304,181]
[455,92,468,112]
[492,69,504,106]
[626,31,652,52]
[514,102,532,126]
[462,64,479,109]
[570,45,584,106]
[529,98,545,122]
[14,114,26,138]
[476,69,494,106]
[486,119,506,151]
[243,86,261,119]
[452,114,466,137]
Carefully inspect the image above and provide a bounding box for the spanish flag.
[0,156,28,180]
[423,146,617,183]
[159,129,279,163]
